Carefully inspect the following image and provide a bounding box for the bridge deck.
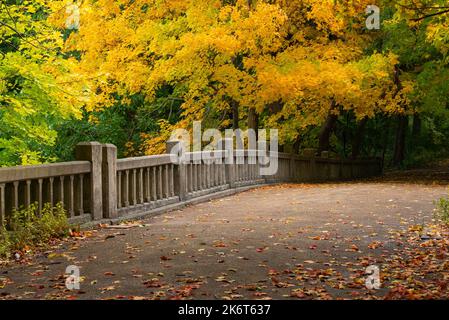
[1,180,448,300]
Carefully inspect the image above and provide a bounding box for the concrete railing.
[0,141,382,226]
[115,154,178,217]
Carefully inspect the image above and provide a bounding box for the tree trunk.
[267,100,283,114]
[391,65,408,167]
[317,100,338,154]
[293,136,301,154]
[231,100,239,130]
[393,115,408,166]
[351,117,368,159]
[382,117,390,168]
[412,113,421,141]
[247,107,258,140]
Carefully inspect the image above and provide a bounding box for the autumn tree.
[59,0,408,154]
[1,0,445,167]
[378,0,449,166]
[0,0,85,165]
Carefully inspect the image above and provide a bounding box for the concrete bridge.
[3,142,448,300]
[0,141,381,227]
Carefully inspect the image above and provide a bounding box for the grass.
[0,203,70,259]
[435,190,449,225]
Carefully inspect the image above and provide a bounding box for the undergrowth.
[0,203,70,259]
[435,191,449,225]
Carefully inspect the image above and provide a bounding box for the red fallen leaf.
[368,241,383,249]
[101,285,116,291]
[160,256,171,261]
[69,229,83,238]
[271,277,292,288]
[104,272,115,276]
[291,289,306,298]
[214,241,227,248]
[244,284,260,291]
[437,280,448,291]
[253,292,268,297]
[309,244,317,250]
[172,285,196,297]
[28,284,45,289]
[256,247,267,252]
[143,279,162,288]
[268,269,279,276]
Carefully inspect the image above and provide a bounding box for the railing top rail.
[0,161,91,184]
[184,150,227,161]
[117,154,173,171]
[313,157,381,164]
[233,149,267,157]
[277,152,293,159]
[285,154,382,164]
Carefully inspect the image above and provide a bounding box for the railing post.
[350,161,355,179]
[76,142,103,221]
[302,148,317,181]
[0,183,5,227]
[102,144,118,219]
[310,157,317,181]
[339,159,343,180]
[166,140,187,201]
[377,157,384,176]
[222,138,235,188]
[289,153,296,182]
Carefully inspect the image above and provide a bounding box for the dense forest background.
[0,0,448,168]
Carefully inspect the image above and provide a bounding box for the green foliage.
[0,0,84,167]
[0,53,63,166]
[0,203,70,258]
[54,93,176,160]
[405,117,449,168]
[435,192,449,225]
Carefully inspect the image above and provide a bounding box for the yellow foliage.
[49,0,409,150]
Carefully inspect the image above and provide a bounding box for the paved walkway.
[0,181,448,300]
